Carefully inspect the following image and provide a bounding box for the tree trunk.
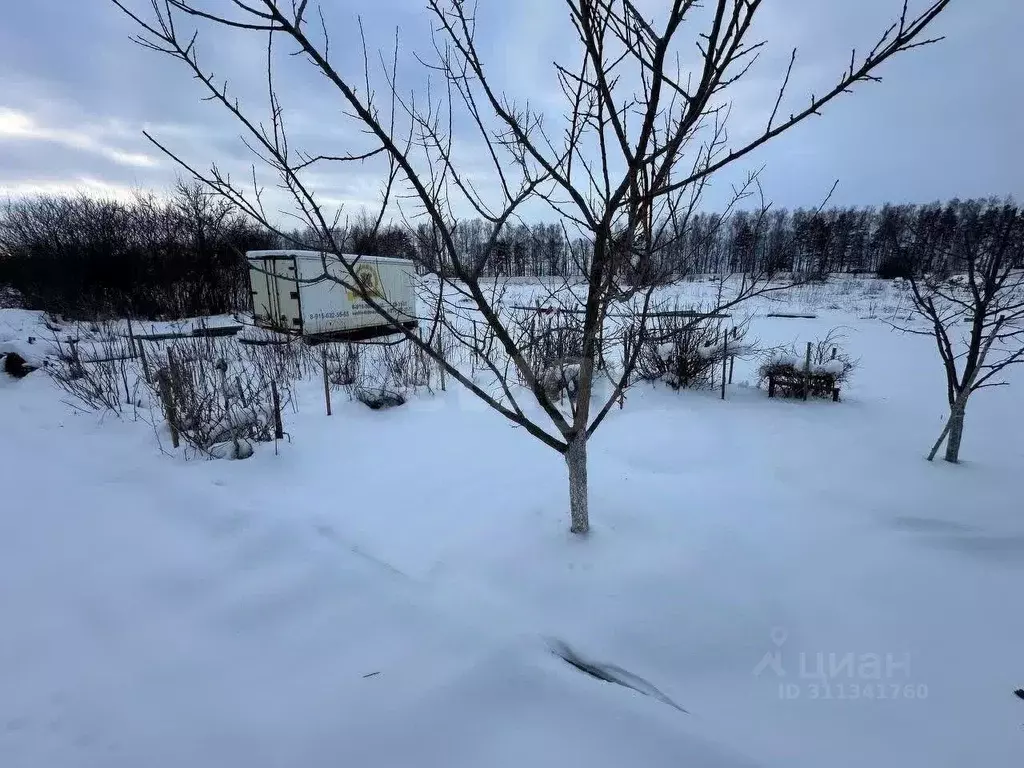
[944,403,966,463]
[565,433,590,535]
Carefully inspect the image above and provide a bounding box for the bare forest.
[3,193,1018,319]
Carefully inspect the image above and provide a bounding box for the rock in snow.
[2,352,37,378]
[355,387,407,410]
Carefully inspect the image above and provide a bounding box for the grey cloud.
[0,0,1020,217]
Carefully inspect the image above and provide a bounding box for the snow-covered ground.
[2,279,1023,767]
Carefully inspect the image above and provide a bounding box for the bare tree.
[113,0,952,534]
[895,205,1024,463]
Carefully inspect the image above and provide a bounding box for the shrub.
[149,336,297,457]
[328,337,432,405]
[47,328,301,458]
[45,324,142,413]
[505,306,587,401]
[636,313,751,390]
[0,183,278,320]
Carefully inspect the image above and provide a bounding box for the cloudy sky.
[1,0,1021,221]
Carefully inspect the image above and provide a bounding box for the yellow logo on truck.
[346,264,382,302]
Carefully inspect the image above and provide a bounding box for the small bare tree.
[895,205,1024,463]
[114,0,952,533]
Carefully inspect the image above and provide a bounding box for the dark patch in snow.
[547,639,687,714]
[1014,689,1024,701]
[362,671,381,678]
[313,522,410,580]
[355,388,406,410]
[3,352,37,379]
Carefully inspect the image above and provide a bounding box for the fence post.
[270,379,284,440]
[166,347,181,393]
[137,340,151,383]
[69,338,81,376]
[126,315,139,360]
[720,333,728,400]
[803,341,812,401]
[235,375,248,407]
[437,338,447,392]
[119,357,132,405]
[156,368,180,449]
[322,347,332,416]
[471,320,480,368]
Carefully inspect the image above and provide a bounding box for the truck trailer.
[247,250,417,339]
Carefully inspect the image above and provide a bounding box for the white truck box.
[247,250,417,337]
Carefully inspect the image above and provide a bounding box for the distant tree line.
[1,190,1019,320]
[410,197,1023,280]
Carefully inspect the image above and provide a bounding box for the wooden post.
[167,347,181,393]
[120,357,132,405]
[435,337,447,392]
[235,375,248,407]
[156,368,180,449]
[322,347,332,416]
[270,379,284,440]
[709,330,716,389]
[768,376,776,399]
[803,341,812,401]
[720,333,728,400]
[831,346,837,360]
[126,316,139,360]
[728,355,735,384]
[137,339,151,383]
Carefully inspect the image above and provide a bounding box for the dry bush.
[322,342,360,387]
[48,356,137,415]
[46,333,143,415]
[42,321,306,457]
[340,338,432,402]
[384,341,433,390]
[0,286,22,309]
[504,307,584,371]
[149,336,296,457]
[505,307,587,401]
[636,313,751,390]
[0,184,276,320]
[241,336,315,389]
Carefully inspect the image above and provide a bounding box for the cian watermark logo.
[754,628,928,701]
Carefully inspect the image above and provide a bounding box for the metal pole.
[322,347,332,416]
[721,333,728,400]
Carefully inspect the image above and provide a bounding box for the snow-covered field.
[2,278,1023,767]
